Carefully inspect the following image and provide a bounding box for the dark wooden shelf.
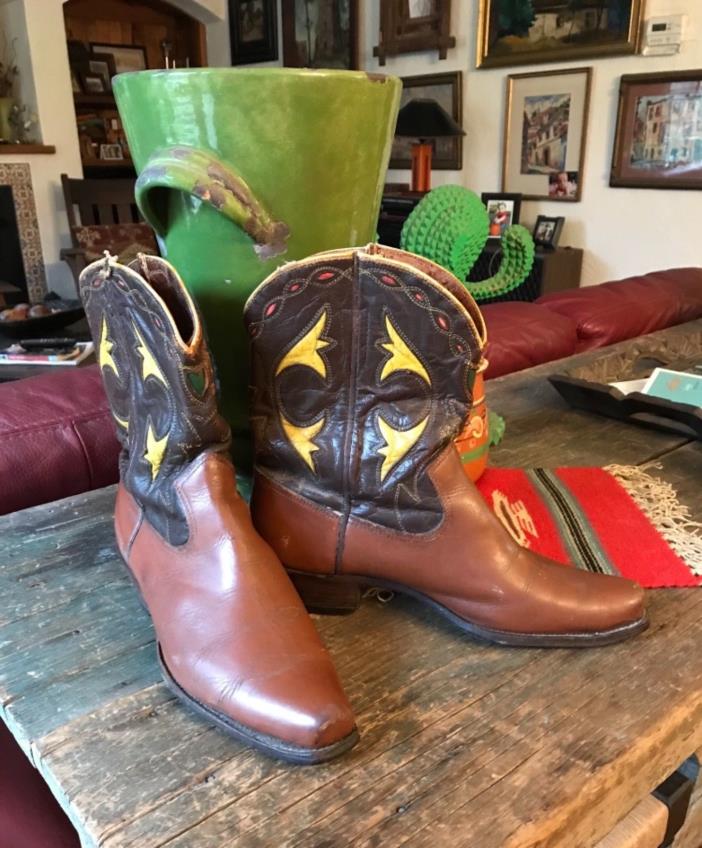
[81,157,134,169]
[74,93,116,108]
[0,144,56,155]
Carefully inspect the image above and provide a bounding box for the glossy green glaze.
[113,68,401,469]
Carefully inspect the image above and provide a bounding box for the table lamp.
[394,98,465,193]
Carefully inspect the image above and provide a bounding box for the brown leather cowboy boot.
[79,253,357,762]
[245,245,647,647]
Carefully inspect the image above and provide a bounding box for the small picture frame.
[229,0,278,65]
[88,54,117,92]
[99,143,124,161]
[481,192,522,239]
[90,43,148,74]
[533,215,565,249]
[80,73,107,95]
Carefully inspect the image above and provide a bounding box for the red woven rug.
[474,465,702,588]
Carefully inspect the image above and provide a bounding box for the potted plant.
[0,38,19,142]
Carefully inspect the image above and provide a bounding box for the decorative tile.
[0,164,46,302]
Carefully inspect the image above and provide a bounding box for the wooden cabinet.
[63,0,207,176]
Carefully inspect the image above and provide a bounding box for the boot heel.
[288,571,361,616]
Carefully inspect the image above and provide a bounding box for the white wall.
[0,0,82,298]
[361,0,702,285]
[0,0,227,300]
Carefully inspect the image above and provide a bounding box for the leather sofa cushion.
[0,721,79,847]
[0,364,119,516]
[537,268,702,351]
[481,301,578,380]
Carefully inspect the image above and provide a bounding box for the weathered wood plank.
[589,795,667,848]
[23,588,702,848]
[1,321,700,848]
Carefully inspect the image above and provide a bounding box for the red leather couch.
[1,267,701,521]
[0,265,701,847]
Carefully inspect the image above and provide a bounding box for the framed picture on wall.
[373,0,455,66]
[476,0,644,69]
[229,0,278,64]
[282,0,358,69]
[502,67,592,202]
[390,71,463,170]
[610,70,702,190]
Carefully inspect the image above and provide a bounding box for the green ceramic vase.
[113,68,401,469]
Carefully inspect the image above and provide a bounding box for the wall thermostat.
[642,15,686,56]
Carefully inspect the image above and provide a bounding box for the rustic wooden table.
[1,320,701,848]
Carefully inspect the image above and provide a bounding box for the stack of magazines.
[0,341,94,367]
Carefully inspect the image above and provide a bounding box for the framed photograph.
[476,0,643,69]
[282,0,358,69]
[503,67,592,202]
[80,73,107,95]
[533,214,565,248]
[229,0,278,64]
[99,143,124,161]
[88,54,117,92]
[481,192,522,239]
[90,43,148,74]
[373,0,455,66]
[390,71,463,171]
[610,70,702,191]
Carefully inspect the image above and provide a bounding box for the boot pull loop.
[101,250,117,278]
[136,251,150,281]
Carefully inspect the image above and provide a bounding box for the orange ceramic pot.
[455,358,489,482]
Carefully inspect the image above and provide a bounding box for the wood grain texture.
[1,320,701,847]
[672,749,702,848]
[593,795,668,848]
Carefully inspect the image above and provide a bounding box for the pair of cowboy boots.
[80,246,646,765]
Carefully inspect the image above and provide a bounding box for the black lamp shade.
[395,98,465,139]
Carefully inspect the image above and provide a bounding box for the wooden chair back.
[61,173,141,230]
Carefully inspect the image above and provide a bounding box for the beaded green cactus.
[400,185,535,302]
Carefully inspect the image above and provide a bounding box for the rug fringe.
[606,464,702,576]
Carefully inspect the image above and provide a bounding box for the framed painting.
[390,71,463,170]
[610,70,702,190]
[502,67,592,202]
[282,0,358,69]
[229,0,278,64]
[477,0,644,69]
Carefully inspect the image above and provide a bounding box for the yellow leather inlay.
[275,311,329,379]
[98,316,119,376]
[134,325,167,387]
[380,316,430,385]
[144,421,168,482]
[281,414,325,472]
[377,414,428,482]
[113,412,128,431]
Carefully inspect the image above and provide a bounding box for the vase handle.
[135,145,290,260]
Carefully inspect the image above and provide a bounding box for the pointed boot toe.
[160,639,358,764]
[80,255,358,763]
